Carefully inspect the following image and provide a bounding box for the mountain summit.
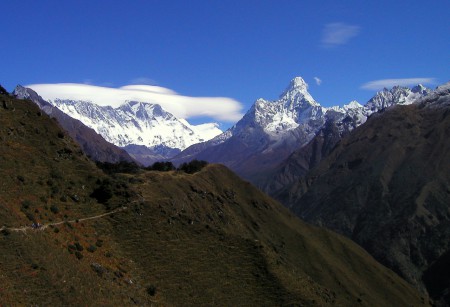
[279,76,318,107]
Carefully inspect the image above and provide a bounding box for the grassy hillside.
[0,94,428,305]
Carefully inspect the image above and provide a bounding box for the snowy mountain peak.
[13,85,30,99]
[234,76,324,138]
[343,100,363,110]
[283,77,308,94]
[279,77,319,108]
[366,84,431,111]
[280,77,308,97]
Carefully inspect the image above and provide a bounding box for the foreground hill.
[0,93,427,305]
[284,83,450,305]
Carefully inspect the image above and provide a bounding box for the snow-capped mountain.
[14,85,223,164]
[250,77,324,135]
[173,77,431,181]
[12,86,135,163]
[48,99,221,151]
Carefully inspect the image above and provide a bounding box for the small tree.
[148,161,175,172]
[178,160,208,174]
[90,179,113,204]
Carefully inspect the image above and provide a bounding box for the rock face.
[13,86,134,163]
[259,118,350,200]
[283,83,450,304]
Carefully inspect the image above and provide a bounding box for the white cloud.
[321,23,360,47]
[361,78,436,90]
[314,77,322,86]
[26,83,244,122]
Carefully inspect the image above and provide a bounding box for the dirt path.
[0,206,128,233]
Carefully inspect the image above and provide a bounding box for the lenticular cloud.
[361,78,436,90]
[26,83,244,122]
[321,22,360,47]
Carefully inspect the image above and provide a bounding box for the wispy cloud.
[321,22,360,47]
[314,77,322,86]
[129,77,157,85]
[361,78,436,90]
[26,83,244,122]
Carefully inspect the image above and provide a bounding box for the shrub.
[74,242,84,251]
[147,285,157,296]
[90,179,113,204]
[75,251,83,260]
[50,205,59,214]
[178,160,208,174]
[147,161,175,172]
[50,168,62,179]
[87,245,97,253]
[67,244,76,253]
[21,200,32,210]
[50,185,60,196]
[25,212,35,222]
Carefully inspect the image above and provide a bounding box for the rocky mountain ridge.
[173,77,431,183]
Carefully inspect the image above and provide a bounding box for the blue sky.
[1,0,449,129]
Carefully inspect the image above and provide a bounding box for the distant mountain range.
[14,86,221,165]
[172,77,432,182]
[13,86,134,163]
[15,77,432,171]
